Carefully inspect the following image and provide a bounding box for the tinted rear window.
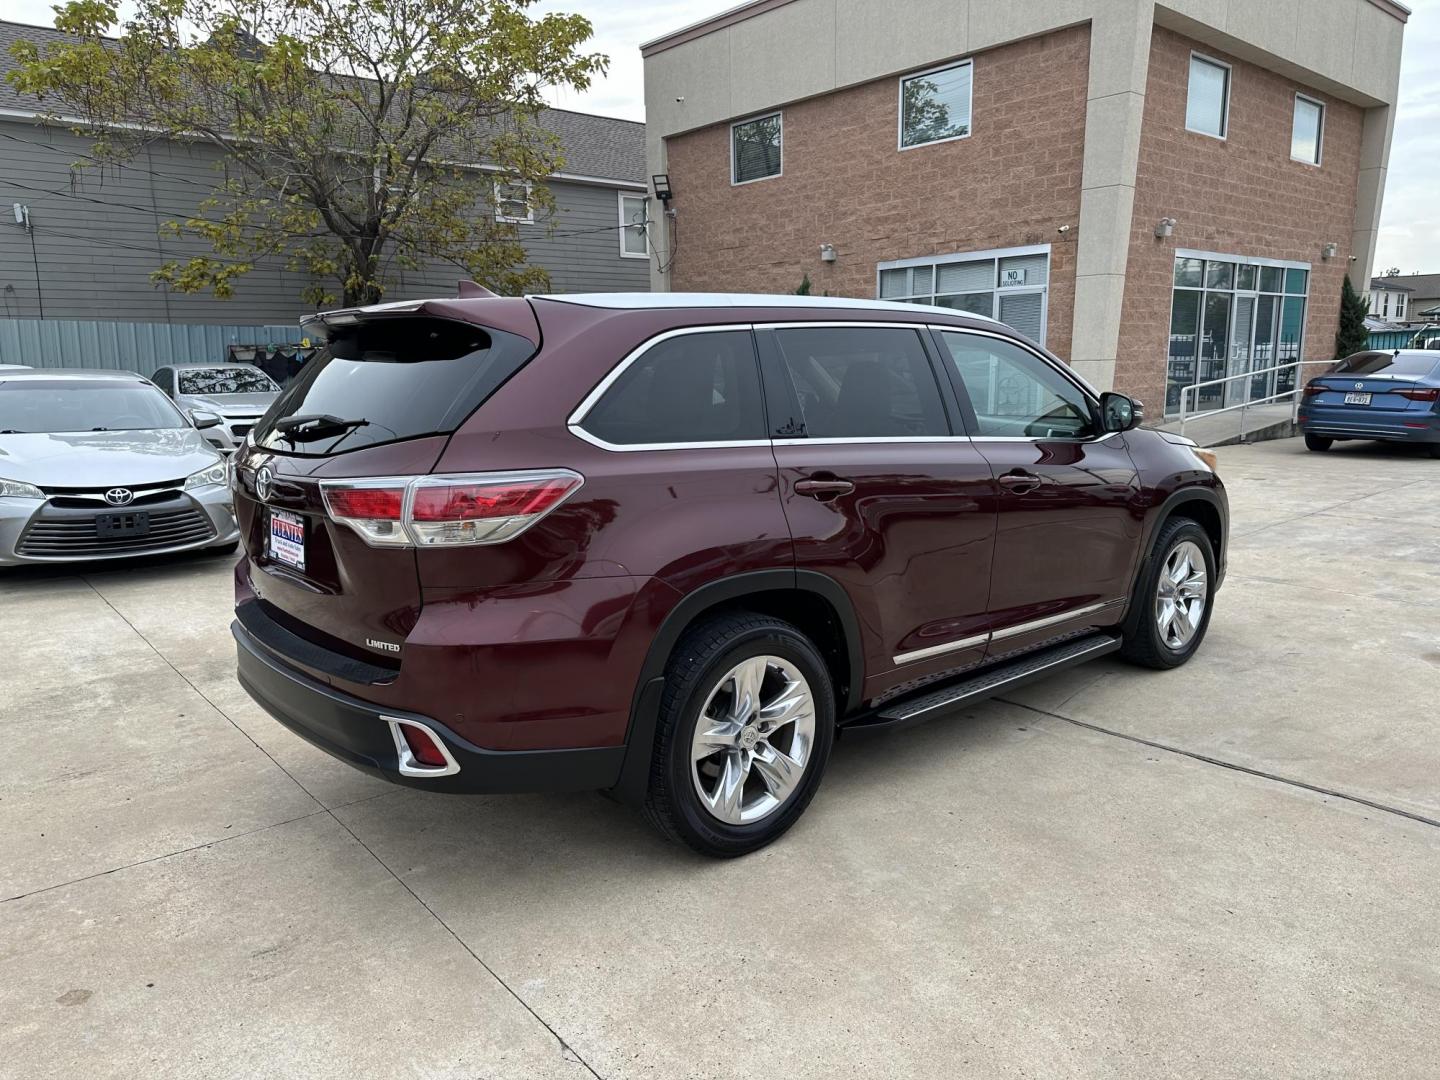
[179,367,278,395]
[1334,352,1439,377]
[579,330,765,445]
[255,317,535,455]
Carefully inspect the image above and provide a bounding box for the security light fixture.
[652,174,673,204]
[819,243,837,263]
[1322,242,1339,260]
[1155,217,1177,239]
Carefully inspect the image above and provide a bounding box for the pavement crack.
[79,576,327,810]
[1,808,331,905]
[324,814,607,1080]
[1002,698,1440,831]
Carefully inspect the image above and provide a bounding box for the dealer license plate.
[1344,392,1371,405]
[268,509,306,571]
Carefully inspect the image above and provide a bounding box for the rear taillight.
[1396,387,1440,402]
[320,482,409,546]
[1303,384,1325,398]
[319,470,583,548]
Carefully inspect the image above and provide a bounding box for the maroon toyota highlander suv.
[232,291,1226,856]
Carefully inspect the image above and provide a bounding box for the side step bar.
[844,632,1121,733]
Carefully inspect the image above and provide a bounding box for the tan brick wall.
[664,25,1090,356]
[1117,26,1365,409]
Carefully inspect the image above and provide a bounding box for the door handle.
[998,471,1042,494]
[794,478,855,499]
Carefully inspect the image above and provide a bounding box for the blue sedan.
[1298,349,1440,457]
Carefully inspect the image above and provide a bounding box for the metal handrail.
[1177,359,1334,439]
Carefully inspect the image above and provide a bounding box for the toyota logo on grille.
[254,465,274,503]
[104,487,134,506]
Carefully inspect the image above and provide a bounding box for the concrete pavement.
[2,437,1438,1078]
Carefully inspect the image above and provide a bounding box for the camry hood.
[180,391,277,415]
[0,429,222,488]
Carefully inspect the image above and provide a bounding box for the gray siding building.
[0,20,650,328]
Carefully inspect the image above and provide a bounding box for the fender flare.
[611,569,864,805]
[1125,484,1229,624]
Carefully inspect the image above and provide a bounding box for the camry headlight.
[0,477,44,499]
[184,462,228,490]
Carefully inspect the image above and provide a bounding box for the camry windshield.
[0,381,189,433]
[178,367,278,395]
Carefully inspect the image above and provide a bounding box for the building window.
[1397,294,1407,320]
[494,181,533,224]
[1292,94,1324,164]
[1382,292,1390,318]
[619,193,648,259]
[877,246,1050,345]
[1186,54,1230,139]
[899,59,973,149]
[1167,251,1310,416]
[731,112,782,185]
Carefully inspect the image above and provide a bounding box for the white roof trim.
[528,292,999,321]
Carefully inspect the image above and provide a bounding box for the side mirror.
[189,409,222,430]
[1100,392,1143,433]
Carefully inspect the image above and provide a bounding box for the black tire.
[1304,433,1333,452]
[1119,517,1216,670]
[641,611,835,858]
[1427,444,1440,459]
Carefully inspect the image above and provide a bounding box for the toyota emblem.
[254,465,274,503]
[104,487,134,506]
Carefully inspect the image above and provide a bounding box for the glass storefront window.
[1166,254,1310,416]
[1205,261,1235,290]
[1174,258,1204,288]
[877,249,1051,345]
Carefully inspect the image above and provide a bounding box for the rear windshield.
[254,316,536,455]
[1334,352,1439,377]
[179,367,278,395]
[0,380,187,433]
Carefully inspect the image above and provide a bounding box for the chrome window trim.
[891,600,1124,666]
[928,323,1101,408]
[568,320,1121,453]
[567,324,769,453]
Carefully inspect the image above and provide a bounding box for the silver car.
[0,369,240,565]
[151,363,280,453]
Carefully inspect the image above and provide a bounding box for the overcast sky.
[10,0,1437,275]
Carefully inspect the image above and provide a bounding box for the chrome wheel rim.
[690,655,816,825]
[1155,539,1208,651]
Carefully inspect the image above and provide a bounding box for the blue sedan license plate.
[1344,392,1371,405]
[268,509,306,571]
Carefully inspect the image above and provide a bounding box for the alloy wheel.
[690,655,816,825]
[1154,539,1208,650]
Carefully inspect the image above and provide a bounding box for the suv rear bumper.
[233,620,626,793]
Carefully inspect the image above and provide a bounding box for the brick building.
[640,0,1407,416]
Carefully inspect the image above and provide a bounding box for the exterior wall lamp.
[652,174,673,204]
[819,243,837,263]
[1154,217,1177,239]
[1321,242,1339,260]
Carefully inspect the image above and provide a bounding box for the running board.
[846,632,1122,732]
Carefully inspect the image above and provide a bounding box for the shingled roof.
[0,19,645,184]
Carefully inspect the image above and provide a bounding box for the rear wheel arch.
[612,570,863,804]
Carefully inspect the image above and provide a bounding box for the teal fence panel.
[1367,327,1424,351]
[0,320,303,377]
